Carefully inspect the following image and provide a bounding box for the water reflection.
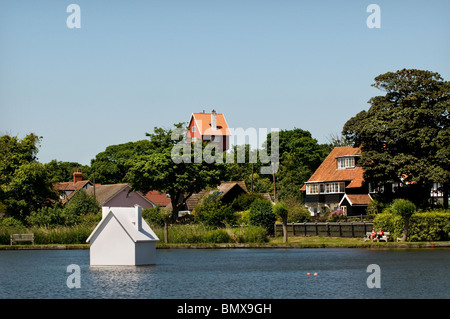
[0,248,449,299]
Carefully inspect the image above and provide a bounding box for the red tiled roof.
[190,112,231,136]
[145,191,171,207]
[300,147,364,190]
[54,180,90,191]
[341,194,372,206]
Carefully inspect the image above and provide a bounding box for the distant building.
[187,110,231,151]
[53,169,93,203]
[145,190,171,208]
[185,181,248,213]
[86,183,156,209]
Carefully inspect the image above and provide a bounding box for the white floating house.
[86,205,159,266]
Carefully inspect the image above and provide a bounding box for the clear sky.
[1,0,449,165]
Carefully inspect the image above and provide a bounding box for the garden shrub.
[231,226,268,243]
[249,199,276,235]
[193,191,237,228]
[374,210,450,241]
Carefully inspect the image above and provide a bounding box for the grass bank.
[2,236,449,250]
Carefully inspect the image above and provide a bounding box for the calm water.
[0,248,449,299]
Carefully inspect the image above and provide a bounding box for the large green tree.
[0,134,57,220]
[90,140,153,184]
[126,124,226,223]
[266,128,329,201]
[343,69,450,207]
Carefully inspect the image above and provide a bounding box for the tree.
[44,160,91,184]
[273,201,289,242]
[126,124,226,224]
[391,198,416,241]
[266,128,329,201]
[90,140,153,184]
[343,69,450,208]
[0,134,57,220]
[249,198,276,235]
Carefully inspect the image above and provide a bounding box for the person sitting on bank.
[370,229,377,242]
[376,228,384,242]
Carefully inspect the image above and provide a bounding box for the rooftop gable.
[86,206,159,243]
[190,112,231,136]
[300,147,364,190]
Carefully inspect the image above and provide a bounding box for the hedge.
[373,210,450,241]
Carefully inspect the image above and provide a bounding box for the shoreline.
[1,242,450,250]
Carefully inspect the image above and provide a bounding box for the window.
[306,182,344,194]
[337,156,355,169]
[325,182,340,193]
[192,126,196,132]
[306,183,319,194]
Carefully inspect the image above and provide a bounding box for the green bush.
[408,211,450,241]
[193,192,237,228]
[374,209,450,241]
[143,206,166,227]
[249,199,276,235]
[0,217,27,244]
[231,193,264,211]
[231,226,268,243]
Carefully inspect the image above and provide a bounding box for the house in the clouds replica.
[187,110,231,151]
[86,205,159,266]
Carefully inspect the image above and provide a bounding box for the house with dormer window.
[300,147,372,217]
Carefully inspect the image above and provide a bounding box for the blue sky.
[1,0,449,165]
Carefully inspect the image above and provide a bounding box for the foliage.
[366,199,387,219]
[27,190,99,227]
[193,191,236,228]
[90,140,153,184]
[273,201,289,220]
[374,210,450,241]
[63,190,100,217]
[230,226,268,243]
[328,209,346,222]
[391,198,416,218]
[143,206,167,227]
[266,128,329,201]
[284,196,310,222]
[249,199,276,235]
[224,145,272,194]
[44,160,90,184]
[0,134,57,221]
[231,192,264,211]
[342,69,450,207]
[126,124,225,222]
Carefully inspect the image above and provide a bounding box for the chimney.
[102,207,110,219]
[211,109,217,130]
[73,169,83,183]
[134,205,142,231]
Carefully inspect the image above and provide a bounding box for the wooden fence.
[274,222,374,238]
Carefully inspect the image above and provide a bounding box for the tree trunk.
[443,184,449,210]
[164,216,170,244]
[402,216,410,242]
[282,218,288,243]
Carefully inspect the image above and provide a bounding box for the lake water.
[0,248,449,299]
